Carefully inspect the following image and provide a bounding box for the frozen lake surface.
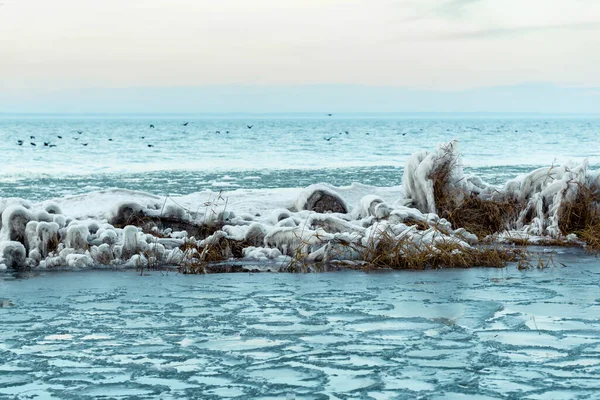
[2,248,599,399]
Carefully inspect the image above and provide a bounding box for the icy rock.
[99,229,118,245]
[125,254,148,268]
[87,221,100,234]
[66,224,90,251]
[0,241,26,270]
[91,244,114,265]
[122,225,141,259]
[268,209,293,225]
[53,214,66,228]
[295,184,348,214]
[355,195,392,219]
[36,221,60,257]
[36,211,53,222]
[111,201,147,227]
[43,202,62,215]
[243,246,283,261]
[65,253,94,268]
[25,221,39,254]
[0,204,32,243]
[245,222,267,245]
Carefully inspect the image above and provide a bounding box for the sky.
[1,0,599,113]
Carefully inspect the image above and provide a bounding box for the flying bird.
[108,138,113,141]
[323,137,333,141]
[147,144,154,148]
[140,136,145,139]
[30,142,36,146]
[82,143,88,146]
[327,113,333,116]
[49,144,57,148]
[77,131,83,134]
[57,135,62,139]
[44,142,49,146]
[149,124,155,128]
[17,140,23,145]
[30,135,35,139]
[182,122,189,126]
[247,125,253,129]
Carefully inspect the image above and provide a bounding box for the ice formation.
[0,140,598,272]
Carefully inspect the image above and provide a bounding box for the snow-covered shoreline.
[1,141,599,272]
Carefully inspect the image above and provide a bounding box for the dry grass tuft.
[358,230,521,270]
[427,152,521,239]
[558,183,600,251]
[284,228,522,272]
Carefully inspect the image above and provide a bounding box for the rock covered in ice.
[295,184,348,214]
[0,204,32,243]
[66,224,90,251]
[0,241,26,270]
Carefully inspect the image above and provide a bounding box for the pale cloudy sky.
[1,0,599,112]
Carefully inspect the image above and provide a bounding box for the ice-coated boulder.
[295,184,348,214]
[0,241,26,270]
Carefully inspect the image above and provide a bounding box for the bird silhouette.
[140,136,145,139]
[44,142,49,146]
[30,135,35,139]
[77,131,83,134]
[147,144,154,148]
[17,140,23,145]
[323,137,333,141]
[216,130,221,134]
[73,137,80,140]
[327,113,333,116]
[57,135,62,139]
[82,143,88,146]
[226,130,229,134]
[149,124,155,128]
[30,142,36,146]
[108,138,113,141]
[402,133,406,136]
[182,122,189,126]
[49,144,57,148]
[247,125,253,129]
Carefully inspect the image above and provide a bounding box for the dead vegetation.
[428,155,521,239]
[282,228,522,273]
[558,182,600,251]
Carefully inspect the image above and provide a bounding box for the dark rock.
[303,190,348,214]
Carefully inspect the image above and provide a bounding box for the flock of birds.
[15,122,198,149]
[15,114,417,148]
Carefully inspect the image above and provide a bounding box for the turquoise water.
[1,248,600,399]
[2,115,600,399]
[1,115,599,200]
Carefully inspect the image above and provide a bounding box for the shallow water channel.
[1,248,600,399]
